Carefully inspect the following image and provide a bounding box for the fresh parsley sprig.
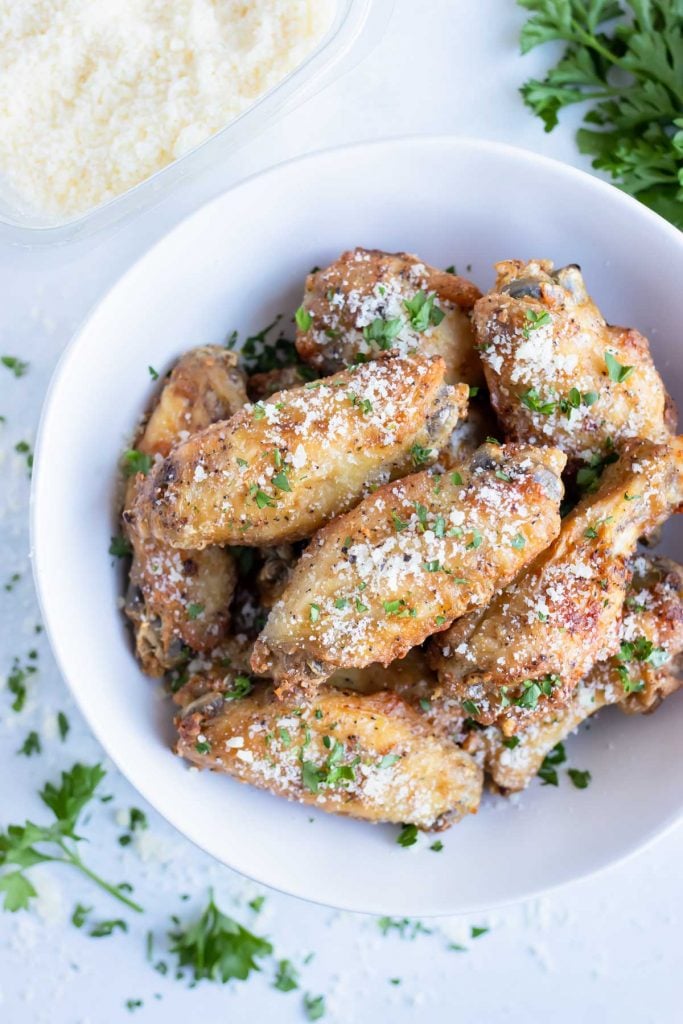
[0,763,143,914]
[169,890,272,983]
[518,0,683,228]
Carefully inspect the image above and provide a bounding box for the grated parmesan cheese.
[0,0,333,217]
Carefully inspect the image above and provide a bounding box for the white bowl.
[32,138,683,916]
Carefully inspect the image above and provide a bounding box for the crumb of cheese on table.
[0,0,333,217]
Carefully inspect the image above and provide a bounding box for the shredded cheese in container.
[0,0,334,218]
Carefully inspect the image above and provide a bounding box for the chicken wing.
[473,260,673,462]
[128,355,468,549]
[295,248,483,385]
[478,556,683,792]
[175,683,482,830]
[430,437,683,734]
[123,346,247,675]
[251,442,566,692]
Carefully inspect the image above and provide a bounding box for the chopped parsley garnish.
[57,712,70,741]
[510,532,526,549]
[410,442,433,467]
[604,350,634,383]
[403,290,445,332]
[248,895,265,913]
[450,471,463,485]
[355,598,369,613]
[423,560,441,573]
[273,958,299,992]
[0,763,142,913]
[148,366,159,380]
[521,388,558,415]
[522,308,551,338]
[109,534,132,558]
[303,993,326,1021]
[537,742,566,786]
[72,902,92,928]
[194,740,211,755]
[169,890,272,983]
[430,840,444,852]
[90,918,128,938]
[567,768,591,789]
[348,392,373,415]
[272,470,291,492]
[495,469,511,482]
[17,730,41,757]
[471,926,489,939]
[3,572,20,592]
[391,510,408,532]
[252,402,267,420]
[187,603,204,620]
[363,316,403,350]
[121,450,152,477]
[516,674,560,710]
[462,699,480,716]
[383,599,415,617]
[295,306,312,332]
[396,824,418,848]
[1,355,29,378]
[466,529,482,550]
[223,675,252,701]
[378,754,401,769]
[378,916,432,939]
[249,485,276,509]
[309,603,320,623]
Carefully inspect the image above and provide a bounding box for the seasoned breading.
[251,442,566,692]
[295,248,483,385]
[175,683,482,830]
[124,346,247,675]
[129,355,468,549]
[479,556,683,791]
[430,437,683,734]
[473,260,673,461]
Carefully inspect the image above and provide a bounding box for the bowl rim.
[30,135,683,916]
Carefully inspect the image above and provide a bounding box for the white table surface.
[0,2,680,1022]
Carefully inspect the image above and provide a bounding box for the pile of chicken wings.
[120,250,683,832]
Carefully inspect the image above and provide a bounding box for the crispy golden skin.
[473,260,673,461]
[479,556,683,792]
[329,647,462,736]
[295,248,483,385]
[251,442,566,692]
[124,347,248,675]
[175,683,482,830]
[129,355,468,549]
[430,437,683,734]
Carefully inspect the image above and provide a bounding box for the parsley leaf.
[518,0,683,229]
[0,763,143,914]
[568,768,592,789]
[1,355,29,378]
[169,890,272,983]
[403,291,445,331]
[273,958,300,992]
[396,824,418,847]
[121,450,152,477]
[604,350,634,383]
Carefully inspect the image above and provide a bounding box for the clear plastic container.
[0,0,392,246]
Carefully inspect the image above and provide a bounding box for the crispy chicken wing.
[295,248,483,385]
[251,442,566,692]
[473,260,673,461]
[124,347,247,675]
[175,683,482,829]
[430,437,683,734]
[247,364,317,402]
[129,355,468,549]
[479,556,683,791]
